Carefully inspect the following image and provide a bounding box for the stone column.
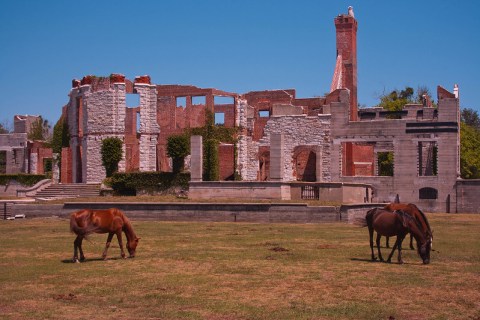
[190,135,203,182]
[315,147,322,182]
[269,133,284,181]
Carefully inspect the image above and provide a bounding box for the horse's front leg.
[376,233,384,261]
[102,233,115,260]
[368,225,376,261]
[116,232,126,259]
[409,233,415,250]
[386,237,400,263]
[386,236,390,248]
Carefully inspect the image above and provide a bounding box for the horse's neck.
[122,218,136,242]
[415,209,432,234]
[409,221,426,244]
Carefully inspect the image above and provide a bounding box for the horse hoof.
[398,260,404,264]
[386,259,391,263]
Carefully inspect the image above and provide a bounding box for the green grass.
[0,214,479,319]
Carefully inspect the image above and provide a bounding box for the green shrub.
[0,174,47,187]
[108,172,190,196]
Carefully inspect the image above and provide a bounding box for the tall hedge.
[107,172,190,196]
[0,174,47,186]
[101,137,123,177]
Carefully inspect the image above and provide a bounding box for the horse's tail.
[352,208,374,227]
[70,210,97,236]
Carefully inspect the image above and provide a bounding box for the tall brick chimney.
[333,7,358,121]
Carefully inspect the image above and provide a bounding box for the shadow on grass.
[61,257,124,263]
[351,257,424,266]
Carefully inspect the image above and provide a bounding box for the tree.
[101,137,123,177]
[51,115,70,154]
[460,122,480,179]
[28,116,51,141]
[458,108,480,178]
[166,134,190,173]
[461,108,480,130]
[0,121,10,134]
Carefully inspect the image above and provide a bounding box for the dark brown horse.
[70,208,139,262]
[359,208,431,264]
[384,203,433,250]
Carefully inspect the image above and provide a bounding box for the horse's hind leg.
[376,233,384,261]
[73,235,85,263]
[102,233,115,260]
[397,237,405,264]
[386,236,390,248]
[368,225,376,261]
[409,233,415,250]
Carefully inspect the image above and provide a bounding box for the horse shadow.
[350,257,417,265]
[61,257,123,264]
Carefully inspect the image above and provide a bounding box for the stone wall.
[329,87,460,213]
[254,114,331,182]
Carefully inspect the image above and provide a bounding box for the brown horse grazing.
[360,208,431,264]
[70,208,139,263]
[384,203,433,250]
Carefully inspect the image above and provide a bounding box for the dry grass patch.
[0,214,479,319]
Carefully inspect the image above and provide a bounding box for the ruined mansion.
[4,8,466,212]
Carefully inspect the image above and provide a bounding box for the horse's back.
[371,209,406,237]
[70,208,127,234]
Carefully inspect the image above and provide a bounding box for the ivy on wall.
[186,110,238,181]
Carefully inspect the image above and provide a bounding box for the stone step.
[35,184,101,199]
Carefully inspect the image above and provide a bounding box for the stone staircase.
[34,183,101,200]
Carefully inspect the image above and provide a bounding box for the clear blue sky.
[1,0,479,127]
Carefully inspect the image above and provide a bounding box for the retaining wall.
[10,202,341,223]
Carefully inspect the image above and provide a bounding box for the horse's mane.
[407,203,432,233]
[118,209,137,241]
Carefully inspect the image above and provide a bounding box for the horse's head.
[418,237,432,264]
[127,237,140,258]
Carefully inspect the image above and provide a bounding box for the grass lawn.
[0,213,479,319]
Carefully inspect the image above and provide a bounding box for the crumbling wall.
[67,75,161,183]
[240,114,331,182]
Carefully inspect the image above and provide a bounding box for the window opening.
[176,97,187,108]
[126,93,140,108]
[214,96,234,105]
[377,151,394,176]
[418,141,438,176]
[192,96,206,105]
[419,187,438,199]
[136,112,141,133]
[215,113,225,126]
[0,151,6,174]
[259,111,270,118]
